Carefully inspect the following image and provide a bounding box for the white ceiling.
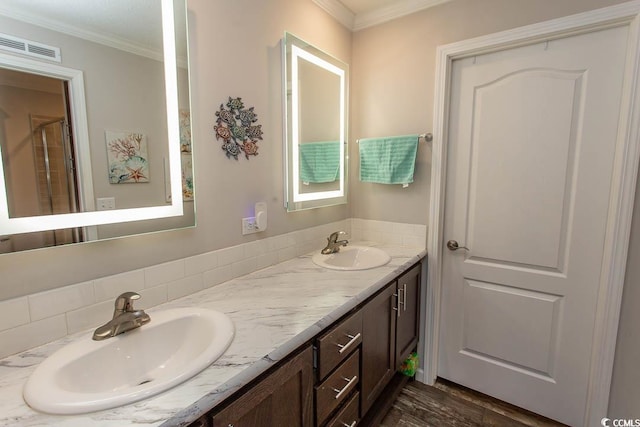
[313,0,452,31]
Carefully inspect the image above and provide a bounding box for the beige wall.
[350,0,628,224]
[0,0,351,300]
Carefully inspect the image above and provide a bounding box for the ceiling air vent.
[0,33,61,62]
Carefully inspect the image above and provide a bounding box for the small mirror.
[283,32,348,211]
[0,0,194,253]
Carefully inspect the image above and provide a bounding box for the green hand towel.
[359,135,418,185]
[299,141,341,183]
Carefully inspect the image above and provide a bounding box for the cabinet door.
[211,346,313,427]
[395,262,421,369]
[360,283,397,415]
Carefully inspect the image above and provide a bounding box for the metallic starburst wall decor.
[214,97,263,160]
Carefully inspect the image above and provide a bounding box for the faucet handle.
[328,231,347,242]
[114,292,141,312]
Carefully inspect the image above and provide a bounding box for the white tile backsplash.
[203,264,234,288]
[28,281,94,322]
[352,218,426,247]
[0,297,30,332]
[167,275,204,300]
[255,252,278,271]
[216,245,245,266]
[93,270,146,302]
[184,251,218,275]
[0,219,425,359]
[243,239,268,258]
[144,260,185,288]
[232,257,257,278]
[138,285,169,310]
[65,300,113,335]
[0,315,67,357]
[277,246,296,263]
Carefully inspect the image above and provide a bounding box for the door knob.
[447,240,469,251]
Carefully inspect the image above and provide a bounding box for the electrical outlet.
[242,217,259,235]
[96,197,115,211]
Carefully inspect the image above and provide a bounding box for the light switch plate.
[96,197,115,210]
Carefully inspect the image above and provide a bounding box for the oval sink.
[312,245,391,270]
[23,307,234,415]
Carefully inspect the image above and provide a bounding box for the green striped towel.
[359,135,418,185]
[299,141,341,183]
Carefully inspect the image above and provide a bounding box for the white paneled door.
[438,25,629,426]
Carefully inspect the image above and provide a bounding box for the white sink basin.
[23,307,234,415]
[312,245,391,270]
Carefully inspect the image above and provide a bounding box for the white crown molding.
[312,0,355,30]
[0,6,162,62]
[353,0,452,31]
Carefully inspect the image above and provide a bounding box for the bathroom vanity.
[193,261,422,426]
[0,242,425,426]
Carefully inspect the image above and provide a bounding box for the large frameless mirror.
[0,0,194,254]
[283,32,348,212]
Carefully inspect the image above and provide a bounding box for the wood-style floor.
[380,378,567,427]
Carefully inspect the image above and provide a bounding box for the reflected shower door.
[30,115,82,246]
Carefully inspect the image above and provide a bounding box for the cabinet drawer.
[325,391,359,427]
[315,349,360,426]
[316,310,362,380]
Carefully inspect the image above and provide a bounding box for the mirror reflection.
[0,0,194,253]
[284,32,348,211]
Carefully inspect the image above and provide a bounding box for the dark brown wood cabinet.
[325,391,359,427]
[211,346,314,427]
[394,263,421,369]
[316,310,362,381]
[315,349,360,425]
[360,262,422,416]
[360,284,397,415]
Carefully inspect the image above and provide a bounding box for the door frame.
[421,1,640,424]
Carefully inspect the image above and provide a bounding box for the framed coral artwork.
[179,109,191,153]
[163,154,194,203]
[181,153,193,201]
[106,131,149,184]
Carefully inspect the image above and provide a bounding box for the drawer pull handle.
[341,422,357,427]
[336,333,361,354]
[332,375,358,400]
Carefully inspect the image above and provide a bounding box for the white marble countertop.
[0,242,426,427]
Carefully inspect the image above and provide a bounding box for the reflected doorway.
[0,68,82,250]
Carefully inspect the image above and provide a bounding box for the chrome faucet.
[92,292,151,341]
[321,231,349,254]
